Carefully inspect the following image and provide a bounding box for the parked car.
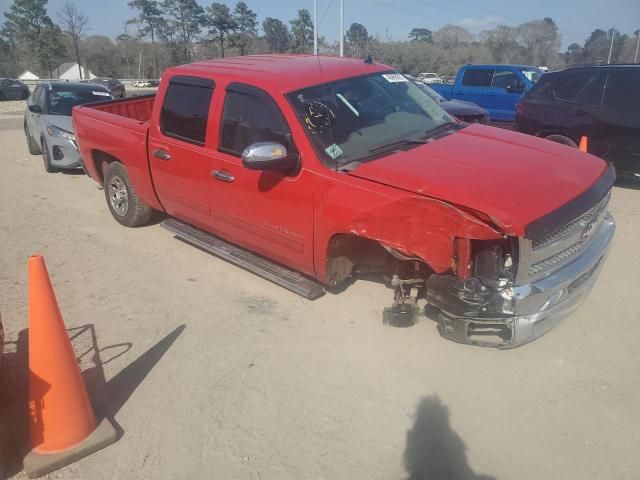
[515,65,640,183]
[417,72,442,84]
[148,80,160,87]
[133,80,150,87]
[73,55,615,348]
[441,75,456,85]
[24,82,113,172]
[0,78,30,101]
[431,64,545,122]
[407,76,489,123]
[81,78,126,98]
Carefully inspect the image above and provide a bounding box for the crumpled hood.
[346,124,608,235]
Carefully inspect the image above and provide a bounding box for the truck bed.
[87,94,155,122]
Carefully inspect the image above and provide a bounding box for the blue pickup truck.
[431,64,545,122]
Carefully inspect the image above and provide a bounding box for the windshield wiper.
[424,121,459,138]
[368,137,428,154]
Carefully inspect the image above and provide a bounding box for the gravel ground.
[0,112,639,480]
[0,100,27,117]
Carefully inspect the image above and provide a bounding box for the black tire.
[104,162,154,227]
[24,124,41,155]
[543,133,578,148]
[41,137,58,173]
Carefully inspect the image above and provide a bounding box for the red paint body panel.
[72,55,609,285]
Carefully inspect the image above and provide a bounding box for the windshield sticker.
[324,143,344,160]
[92,91,111,96]
[382,73,408,83]
[337,93,360,117]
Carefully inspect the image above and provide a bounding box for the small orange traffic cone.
[23,255,117,478]
[578,136,588,153]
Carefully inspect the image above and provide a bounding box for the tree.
[433,25,473,48]
[58,2,89,78]
[563,42,584,67]
[408,28,432,43]
[481,25,522,63]
[228,1,256,56]
[2,0,67,77]
[263,17,289,53]
[162,0,204,62]
[346,22,369,56]
[206,2,237,58]
[128,0,165,77]
[582,28,625,64]
[289,9,313,53]
[515,17,560,65]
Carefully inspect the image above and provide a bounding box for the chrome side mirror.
[241,142,299,172]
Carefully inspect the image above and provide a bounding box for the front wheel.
[41,137,57,173]
[104,162,154,227]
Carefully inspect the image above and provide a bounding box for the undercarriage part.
[382,274,424,328]
[161,218,325,300]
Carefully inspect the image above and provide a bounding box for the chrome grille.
[529,240,588,276]
[516,192,611,284]
[532,193,610,251]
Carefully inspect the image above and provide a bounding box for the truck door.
[457,68,494,116]
[490,69,526,122]
[147,75,216,227]
[208,83,315,277]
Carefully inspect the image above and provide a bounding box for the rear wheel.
[543,133,578,148]
[41,137,57,173]
[104,162,153,227]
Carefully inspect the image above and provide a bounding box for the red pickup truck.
[73,55,615,348]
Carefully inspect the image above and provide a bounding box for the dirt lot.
[1,100,639,479]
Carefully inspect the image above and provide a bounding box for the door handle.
[211,169,235,183]
[153,149,171,160]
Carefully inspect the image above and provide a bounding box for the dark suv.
[515,65,640,182]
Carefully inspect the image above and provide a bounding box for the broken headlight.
[473,239,517,288]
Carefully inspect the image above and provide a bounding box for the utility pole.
[634,30,639,63]
[607,28,616,64]
[339,0,344,57]
[313,0,318,55]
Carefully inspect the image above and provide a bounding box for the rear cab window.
[492,69,525,89]
[219,83,295,157]
[160,76,215,145]
[461,69,493,87]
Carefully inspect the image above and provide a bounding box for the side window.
[160,76,214,146]
[35,87,46,109]
[491,69,523,89]
[576,73,606,107]
[219,84,293,156]
[0,79,10,87]
[461,69,493,87]
[602,71,640,111]
[553,72,593,102]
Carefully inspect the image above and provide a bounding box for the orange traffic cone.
[578,136,588,153]
[23,255,117,478]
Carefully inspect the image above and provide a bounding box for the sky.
[0,0,638,50]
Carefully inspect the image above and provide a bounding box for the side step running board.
[161,218,325,300]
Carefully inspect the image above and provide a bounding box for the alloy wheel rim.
[108,176,129,216]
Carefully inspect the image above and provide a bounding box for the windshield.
[413,82,445,102]
[287,71,454,166]
[47,87,112,115]
[521,68,544,83]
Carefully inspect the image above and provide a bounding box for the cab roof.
[172,54,392,93]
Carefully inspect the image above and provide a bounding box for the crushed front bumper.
[426,213,615,348]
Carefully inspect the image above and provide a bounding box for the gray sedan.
[24,82,113,172]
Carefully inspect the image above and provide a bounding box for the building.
[18,70,39,81]
[54,62,96,80]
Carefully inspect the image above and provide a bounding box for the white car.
[133,80,150,87]
[417,72,442,84]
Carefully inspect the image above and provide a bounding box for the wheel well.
[91,150,120,184]
[537,129,579,144]
[325,234,431,287]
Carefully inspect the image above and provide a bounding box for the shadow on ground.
[404,395,495,480]
[0,324,184,479]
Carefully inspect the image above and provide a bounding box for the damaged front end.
[426,212,615,348]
